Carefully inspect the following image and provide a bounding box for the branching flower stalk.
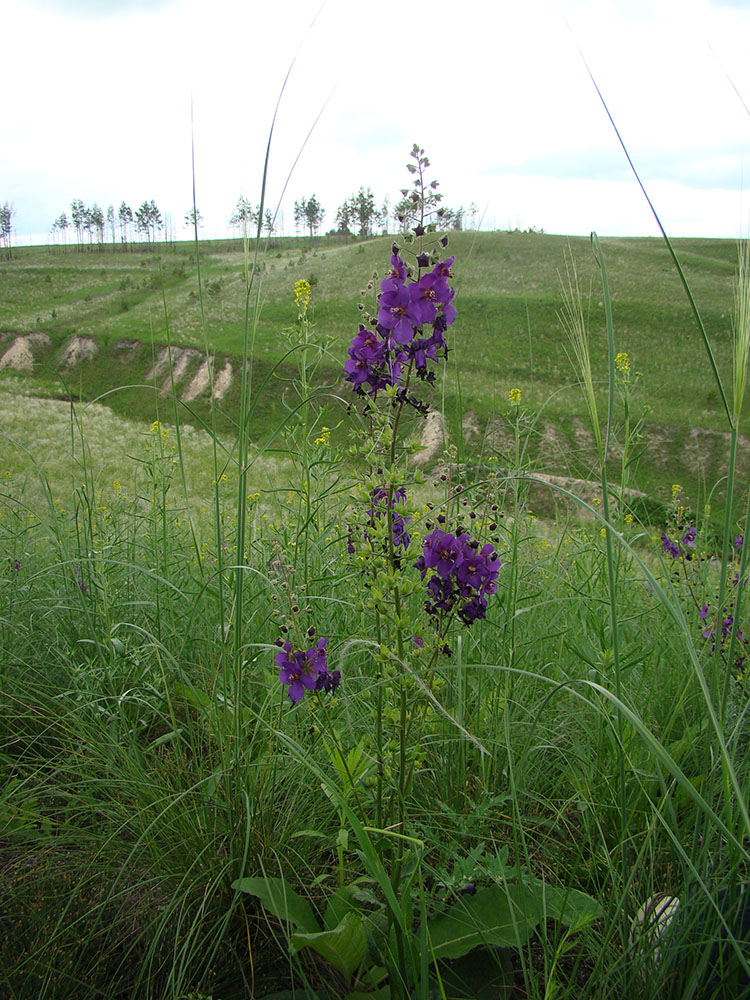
[268,147,501,997]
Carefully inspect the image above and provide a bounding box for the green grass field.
[2,226,750,1000]
[0,231,743,517]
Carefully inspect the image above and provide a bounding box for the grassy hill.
[0,231,744,517]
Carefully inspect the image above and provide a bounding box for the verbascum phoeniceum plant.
[236,147,601,1000]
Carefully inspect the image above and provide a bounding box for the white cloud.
[4,0,750,240]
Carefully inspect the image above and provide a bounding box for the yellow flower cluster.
[508,387,522,405]
[314,426,331,446]
[615,352,631,373]
[671,483,681,499]
[150,420,169,439]
[294,279,311,308]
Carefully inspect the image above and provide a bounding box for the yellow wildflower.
[294,279,311,309]
[615,352,631,373]
[508,387,522,405]
[314,426,331,446]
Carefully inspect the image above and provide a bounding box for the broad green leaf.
[292,910,368,980]
[323,885,362,931]
[427,884,540,959]
[231,875,319,934]
[536,881,603,931]
[427,882,603,960]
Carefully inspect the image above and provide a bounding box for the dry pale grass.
[0,386,286,510]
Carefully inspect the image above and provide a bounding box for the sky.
[3,0,750,242]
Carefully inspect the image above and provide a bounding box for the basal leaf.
[427,884,540,959]
[231,875,319,934]
[292,910,368,980]
[534,881,603,931]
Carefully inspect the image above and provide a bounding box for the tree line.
[0,188,479,254]
[293,188,476,240]
[49,199,168,250]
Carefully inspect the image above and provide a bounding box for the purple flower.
[345,325,401,397]
[661,533,680,559]
[408,275,441,326]
[426,574,457,612]
[74,565,88,594]
[276,637,336,704]
[316,667,341,694]
[418,528,500,628]
[408,335,439,372]
[380,254,407,293]
[431,255,455,278]
[683,526,696,547]
[421,529,466,579]
[455,542,500,594]
[458,594,488,625]
[699,604,709,620]
[735,534,744,552]
[377,284,421,345]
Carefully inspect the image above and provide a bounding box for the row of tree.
[50,199,167,249]
[10,188,481,252]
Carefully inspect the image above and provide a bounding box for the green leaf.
[323,885,361,931]
[536,881,603,931]
[427,884,540,959]
[427,881,602,960]
[292,910,368,980]
[231,876,319,934]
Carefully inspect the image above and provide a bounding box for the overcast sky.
[4,0,750,242]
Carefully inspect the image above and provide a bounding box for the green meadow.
[0,231,742,513]
[2,220,750,1000]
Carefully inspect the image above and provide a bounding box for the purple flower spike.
[735,534,744,552]
[344,239,456,404]
[683,526,696,547]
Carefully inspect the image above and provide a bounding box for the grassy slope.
[0,232,742,511]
